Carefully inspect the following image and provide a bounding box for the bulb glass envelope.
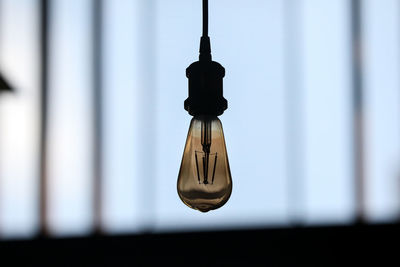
[177,115,232,212]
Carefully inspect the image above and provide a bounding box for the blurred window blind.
[301,0,353,224]
[0,0,399,238]
[102,0,155,233]
[46,0,94,236]
[0,0,40,238]
[363,0,400,221]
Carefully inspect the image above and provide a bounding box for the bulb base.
[185,60,227,116]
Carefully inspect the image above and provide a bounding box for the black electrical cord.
[202,0,208,37]
[199,0,211,61]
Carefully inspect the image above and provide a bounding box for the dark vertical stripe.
[0,0,3,234]
[137,0,156,232]
[93,0,103,234]
[284,0,304,225]
[351,0,366,223]
[39,0,49,236]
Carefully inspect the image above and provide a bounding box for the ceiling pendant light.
[177,0,232,212]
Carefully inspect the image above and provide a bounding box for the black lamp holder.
[184,0,227,116]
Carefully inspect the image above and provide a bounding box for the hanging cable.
[199,0,211,61]
[202,0,208,37]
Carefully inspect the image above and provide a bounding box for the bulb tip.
[196,204,213,213]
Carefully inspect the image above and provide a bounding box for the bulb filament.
[195,119,218,185]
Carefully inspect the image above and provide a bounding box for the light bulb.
[177,115,232,212]
[179,0,231,212]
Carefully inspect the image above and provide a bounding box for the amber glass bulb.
[177,115,232,212]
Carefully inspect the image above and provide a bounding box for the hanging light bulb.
[178,115,232,212]
[177,0,232,212]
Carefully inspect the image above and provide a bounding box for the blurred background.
[0,0,399,240]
